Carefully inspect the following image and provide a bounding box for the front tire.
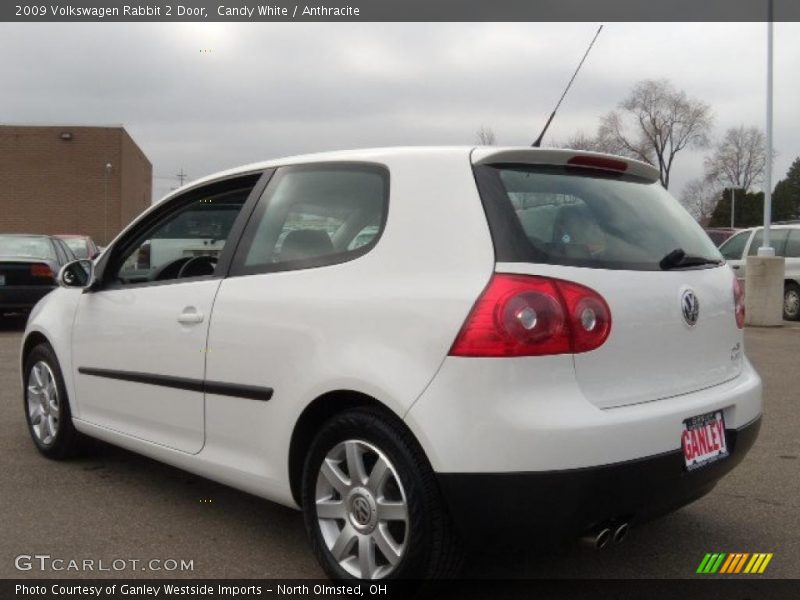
[784,282,800,321]
[301,407,462,580]
[23,343,85,459]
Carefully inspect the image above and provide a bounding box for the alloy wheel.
[315,439,409,579]
[785,288,800,319]
[26,361,60,446]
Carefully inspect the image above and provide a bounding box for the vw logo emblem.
[681,289,700,327]
[352,496,371,525]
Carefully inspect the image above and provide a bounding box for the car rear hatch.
[0,259,56,286]
[471,148,743,409]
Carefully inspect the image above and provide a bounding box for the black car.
[0,234,76,317]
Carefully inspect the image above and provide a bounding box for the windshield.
[475,165,722,271]
[0,235,56,259]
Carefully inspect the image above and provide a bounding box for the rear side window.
[233,164,388,274]
[63,238,89,258]
[747,228,789,257]
[474,164,722,271]
[719,230,750,261]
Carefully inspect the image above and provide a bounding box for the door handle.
[731,265,741,270]
[177,307,204,324]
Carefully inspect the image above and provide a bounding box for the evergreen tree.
[708,157,800,226]
[708,188,764,228]
[772,157,800,222]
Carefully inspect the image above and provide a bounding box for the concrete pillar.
[745,256,785,327]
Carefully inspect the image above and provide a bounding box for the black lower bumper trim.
[0,285,54,312]
[436,416,761,548]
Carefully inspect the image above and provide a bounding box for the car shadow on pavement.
[61,439,716,579]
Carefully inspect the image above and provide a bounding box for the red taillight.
[733,277,745,329]
[449,274,612,357]
[30,264,54,279]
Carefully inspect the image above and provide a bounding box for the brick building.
[0,125,152,246]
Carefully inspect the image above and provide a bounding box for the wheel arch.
[288,390,421,507]
[21,330,51,374]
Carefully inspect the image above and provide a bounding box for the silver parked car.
[719,224,800,320]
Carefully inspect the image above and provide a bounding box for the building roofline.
[0,123,126,129]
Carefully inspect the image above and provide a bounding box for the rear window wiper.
[659,248,722,270]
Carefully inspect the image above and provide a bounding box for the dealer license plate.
[682,410,728,470]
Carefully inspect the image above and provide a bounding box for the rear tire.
[23,343,87,459]
[301,407,462,580]
[784,282,800,321]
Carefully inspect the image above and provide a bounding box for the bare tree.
[680,176,721,225]
[704,126,766,191]
[475,125,497,146]
[596,79,713,188]
[555,130,619,153]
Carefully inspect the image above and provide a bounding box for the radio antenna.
[532,24,604,147]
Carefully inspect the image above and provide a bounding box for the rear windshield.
[474,165,722,271]
[0,235,56,259]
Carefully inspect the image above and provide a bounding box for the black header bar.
[3,0,800,23]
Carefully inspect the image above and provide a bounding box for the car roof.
[154,146,661,205]
[0,233,53,238]
[735,224,800,231]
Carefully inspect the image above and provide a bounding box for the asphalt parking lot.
[0,317,798,580]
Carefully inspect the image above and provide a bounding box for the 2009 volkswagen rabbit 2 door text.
[22,147,762,580]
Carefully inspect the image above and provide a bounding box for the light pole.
[758,0,774,257]
[103,162,112,245]
[730,188,735,228]
[744,0,785,326]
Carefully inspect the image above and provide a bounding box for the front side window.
[719,230,751,261]
[236,164,388,273]
[113,183,254,285]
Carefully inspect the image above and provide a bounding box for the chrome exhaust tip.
[580,527,612,550]
[613,522,629,544]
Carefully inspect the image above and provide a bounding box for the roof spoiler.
[471,147,660,183]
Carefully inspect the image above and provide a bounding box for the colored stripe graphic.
[719,554,736,573]
[700,552,773,574]
[697,554,712,573]
[710,553,726,573]
[702,553,717,573]
[745,554,761,573]
[723,553,741,574]
[758,554,773,573]
[735,553,750,573]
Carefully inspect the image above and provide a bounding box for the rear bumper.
[405,356,762,473]
[437,415,761,547]
[0,286,54,313]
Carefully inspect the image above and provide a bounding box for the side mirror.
[58,259,95,289]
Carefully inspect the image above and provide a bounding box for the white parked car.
[22,147,762,580]
[719,224,800,320]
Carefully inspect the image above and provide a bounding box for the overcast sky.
[1,22,798,201]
